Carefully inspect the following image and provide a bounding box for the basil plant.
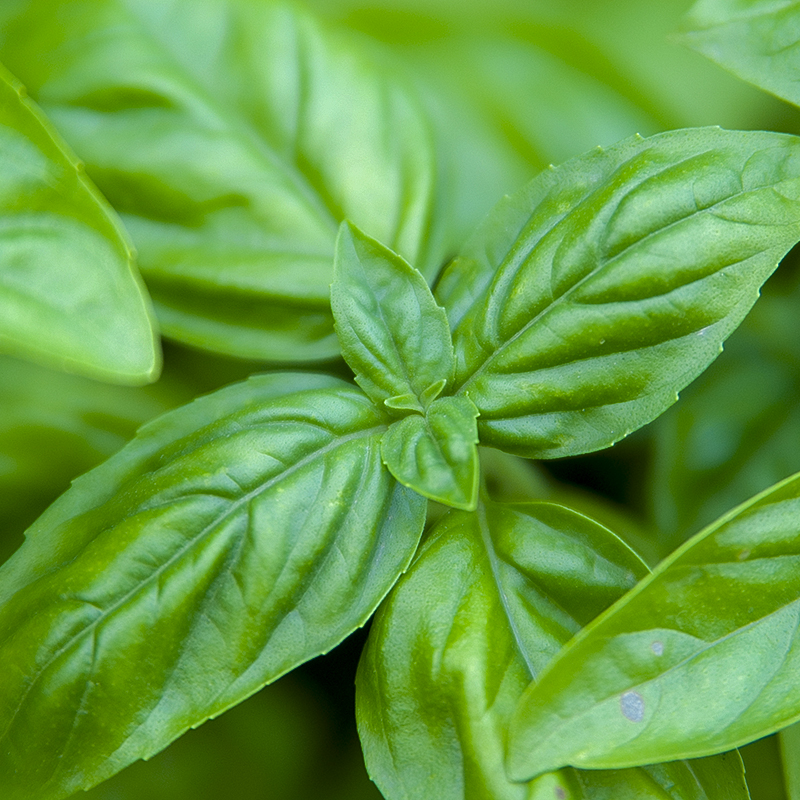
[5,1,800,798]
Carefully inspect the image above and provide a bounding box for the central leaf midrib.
[0,422,385,746]
[456,145,789,396]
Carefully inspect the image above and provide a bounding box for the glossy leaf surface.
[0,62,158,383]
[0,373,426,799]
[509,471,800,778]
[357,499,748,800]
[332,222,453,411]
[381,396,479,510]
[436,127,800,458]
[0,0,436,362]
[682,0,800,108]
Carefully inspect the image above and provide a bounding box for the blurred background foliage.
[3,0,800,797]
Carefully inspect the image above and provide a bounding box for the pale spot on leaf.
[620,691,645,722]
[651,641,664,656]
[555,788,566,800]
[737,549,751,561]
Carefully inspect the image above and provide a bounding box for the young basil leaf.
[681,0,800,108]
[357,498,748,800]
[0,373,426,799]
[0,0,436,362]
[380,396,479,510]
[332,222,454,412]
[436,127,800,458]
[0,62,159,384]
[508,470,800,779]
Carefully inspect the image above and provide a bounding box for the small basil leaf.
[0,373,426,799]
[437,127,800,458]
[508,470,800,778]
[381,396,479,511]
[0,0,437,362]
[0,62,159,384]
[332,222,454,410]
[681,0,800,108]
[357,499,748,800]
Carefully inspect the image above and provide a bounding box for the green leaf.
[781,722,800,800]
[0,0,436,362]
[357,498,749,800]
[436,127,800,459]
[0,373,426,799]
[332,222,454,411]
[380,395,479,510]
[508,470,800,779]
[0,62,159,384]
[681,0,800,109]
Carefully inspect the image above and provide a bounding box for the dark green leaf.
[681,0,800,108]
[381,395,479,510]
[0,62,158,383]
[781,723,800,800]
[332,222,454,411]
[0,0,436,362]
[0,373,425,799]
[357,498,748,799]
[508,470,800,778]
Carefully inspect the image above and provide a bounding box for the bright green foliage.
[357,498,750,799]
[0,0,436,362]
[438,127,800,459]
[0,373,425,799]
[332,223,454,413]
[0,63,158,383]
[508,472,800,778]
[682,0,800,108]
[380,396,479,510]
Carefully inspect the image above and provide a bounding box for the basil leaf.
[0,0,436,362]
[508,470,800,778]
[357,499,748,800]
[381,396,479,510]
[0,373,425,799]
[681,0,800,108]
[332,222,454,412]
[437,127,800,459]
[649,278,800,549]
[0,62,158,384]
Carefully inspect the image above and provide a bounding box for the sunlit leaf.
[0,62,158,383]
[436,127,800,458]
[358,498,748,799]
[0,373,425,799]
[508,470,800,778]
[0,0,436,362]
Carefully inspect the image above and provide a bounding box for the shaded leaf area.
[781,723,800,800]
[0,373,426,799]
[509,471,800,778]
[682,0,800,109]
[0,62,158,383]
[649,270,800,550]
[332,223,454,412]
[0,0,436,362]
[381,396,479,510]
[436,127,800,459]
[357,499,748,799]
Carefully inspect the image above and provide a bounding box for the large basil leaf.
[681,0,800,108]
[332,222,453,412]
[508,470,800,778]
[0,62,158,384]
[649,274,800,549]
[436,127,800,459]
[0,373,426,799]
[0,0,436,362]
[357,498,748,800]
